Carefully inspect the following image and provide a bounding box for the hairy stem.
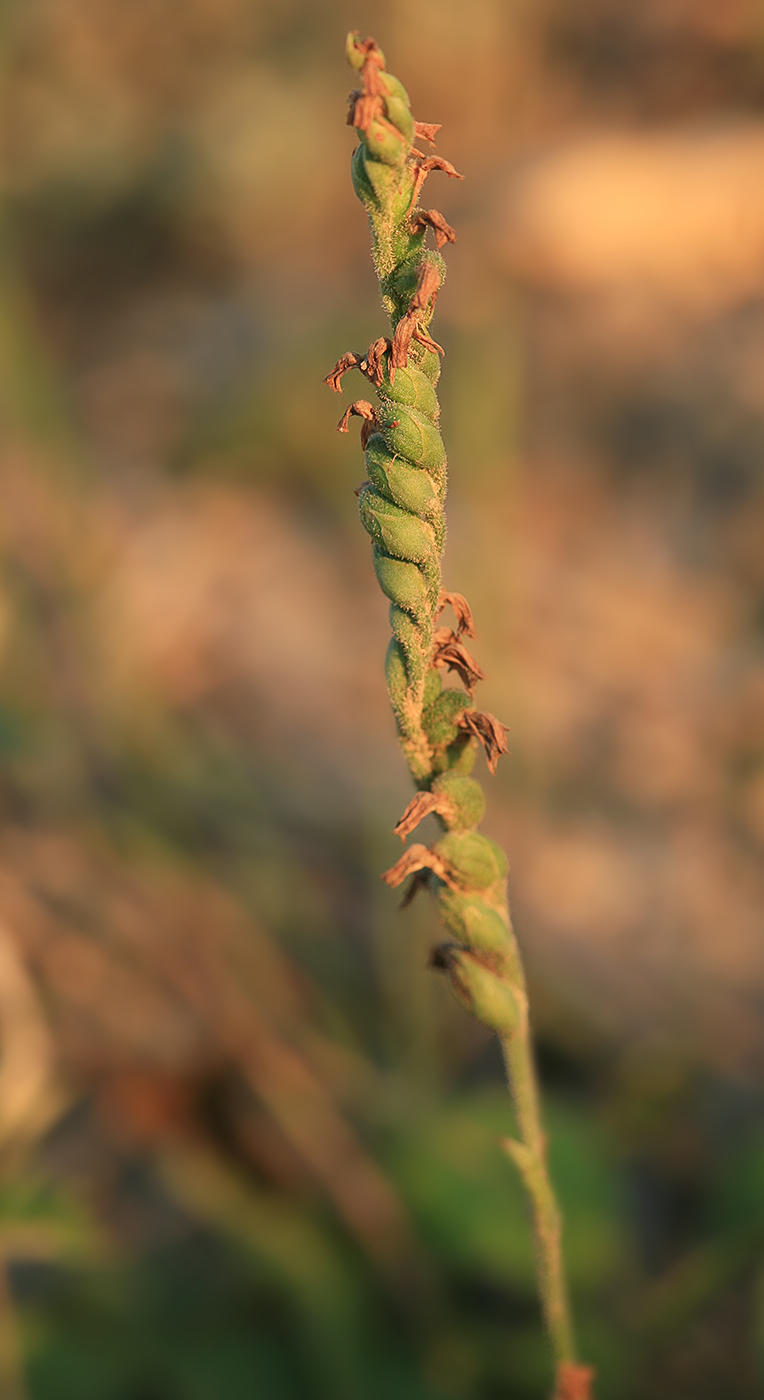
[326,34,593,1399]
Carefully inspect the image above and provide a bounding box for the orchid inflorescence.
[326,33,593,1399]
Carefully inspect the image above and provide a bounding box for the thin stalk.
[326,34,593,1400]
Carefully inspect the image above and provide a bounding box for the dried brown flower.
[431,628,485,694]
[437,590,475,638]
[346,36,390,133]
[360,337,392,388]
[381,844,460,891]
[336,399,390,449]
[457,709,509,774]
[411,261,441,312]
[324,352,364,393]
[413,121,442,146]
[409,152,464,206]
[394,790,445,840]
[411,209,457,250]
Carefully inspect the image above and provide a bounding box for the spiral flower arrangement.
[326,34,593,1400]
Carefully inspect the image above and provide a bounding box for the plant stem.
[501,1028,575,1369]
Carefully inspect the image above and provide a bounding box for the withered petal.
[351,92,384,132]
[382,843,458,890]
[431,631,485,694]
[412,326,445,357]
[324,351,364,393]
[420,154,463,180]
[394,790,442,841]
[412,209,457,250]
[391,312,417,370]
[362,337,392,388]
[437,590,475,638]
[457,709,509,774]
[411,260,442,311]
[413,121,442,146]
[337,399,376,434]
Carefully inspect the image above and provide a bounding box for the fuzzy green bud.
[437,946,521,1037]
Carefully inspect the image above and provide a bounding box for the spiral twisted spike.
[325,34,593,1399]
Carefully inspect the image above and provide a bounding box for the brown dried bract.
[324,351,364,394]
[336,399,385,449]
[394,790,449,841]
[553,1362,596,1400]
[437,590,475,638]
[412,209,457,250]
[414,121,442,146]
[390,312,417,370]
[411,260,441,312]
[391,262,445,370]
[457,709,509,774]
[347,36,389,133]
[382,844,460,891]
[347,90,382,131]
[409,152,464,206]
[361,337,392,388]
[414,326,445,357]
[431,628,485,695]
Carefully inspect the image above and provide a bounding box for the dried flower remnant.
[414,120,442,146]
[411,208,457,249]
[324,352,365,393]
[458,708,510,774]
[431,626,486,693]
[438,589,476,637]
[327,32,592,1398]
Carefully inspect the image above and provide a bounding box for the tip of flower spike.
[346,31,385,73]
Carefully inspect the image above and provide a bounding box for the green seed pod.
[436,830,508,895]
[380,91,414,146]
[390,606,427,690]
[431,773,486,830]
[436,892,512,959]
[379,366,440,421]
[438,734,477,777]
[350,144,379,211]
[422,667,442,710]
[385,638,409,719]
[359,487,436,564]
[365,443,440,518]
[423,688,472,747]
[442,947,521,1037]
[363,120,409,169]
[379,408,446,476]
[372,550,429,617]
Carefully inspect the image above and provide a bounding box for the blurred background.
[0,0,763,1396]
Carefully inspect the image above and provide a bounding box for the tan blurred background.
[0,1,763,1397]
